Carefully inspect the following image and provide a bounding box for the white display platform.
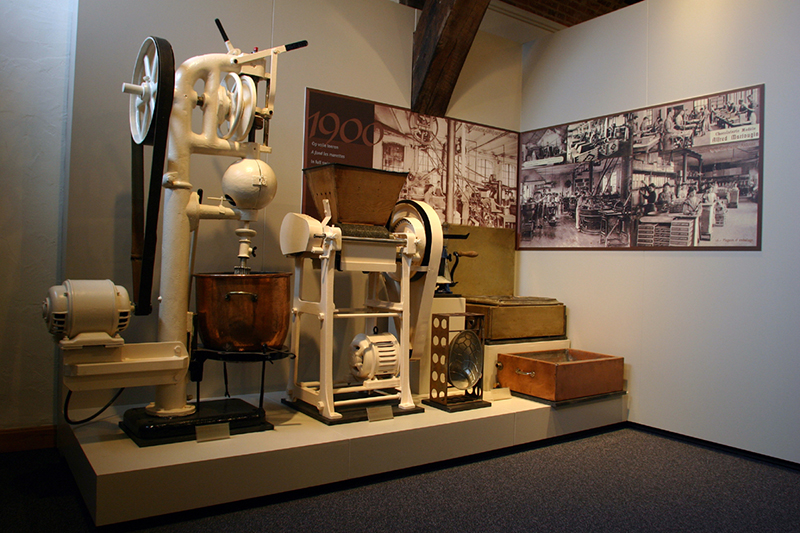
[60,390,628,526]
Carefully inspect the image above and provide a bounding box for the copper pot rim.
[194,271,292,279]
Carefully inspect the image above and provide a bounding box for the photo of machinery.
[566,114,631,163]
[304,89,519,230]
[517,85,762,250]
[374,106,450,222]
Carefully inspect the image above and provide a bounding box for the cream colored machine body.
[43,23,306,441]
[280,167,442,423]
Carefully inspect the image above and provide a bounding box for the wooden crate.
[465,296,565,341]
[496,349,623,402]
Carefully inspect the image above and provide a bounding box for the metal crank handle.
[284,40,308,52]
[515,368,536,377]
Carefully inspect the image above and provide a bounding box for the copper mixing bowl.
[194,272,291,352]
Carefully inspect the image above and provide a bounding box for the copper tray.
[496,349,623,402]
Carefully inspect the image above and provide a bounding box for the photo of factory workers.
[517,85,762,250]
[567,114,632,163]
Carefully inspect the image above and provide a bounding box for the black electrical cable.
[63,388,125,425]
[223,362,231,398]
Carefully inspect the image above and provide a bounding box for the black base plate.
[119,398,271,447]
[282,392,424,425]
[422,397,491,413]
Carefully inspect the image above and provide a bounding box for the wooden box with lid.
[465,296,566,341]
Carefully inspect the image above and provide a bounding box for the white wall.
[0,1,75,429]
[448,30,522,132]
[518,0,800,463]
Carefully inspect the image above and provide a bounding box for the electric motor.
[350,332,401,381]
[43,280,133,341]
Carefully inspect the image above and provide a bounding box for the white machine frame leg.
[317,246,339,420]
[287,237,421,420]
[397,247,415,410]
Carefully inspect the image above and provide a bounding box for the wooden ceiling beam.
[411,0,490,117]
[498,0,642,27]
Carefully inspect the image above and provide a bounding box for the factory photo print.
[304,89,518,229]
[518,85,763,250]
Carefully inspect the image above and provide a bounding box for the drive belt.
[392,200,433,282]
[129,36,175,316]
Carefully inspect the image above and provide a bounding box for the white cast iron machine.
[280,164,443,423]
[42,21,306,445]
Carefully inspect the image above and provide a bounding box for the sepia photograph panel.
[517,85,762,251]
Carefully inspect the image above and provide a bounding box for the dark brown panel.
[411,0,490,117]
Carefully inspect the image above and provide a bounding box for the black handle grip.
[215,18,229,42]
[285,40,308,51]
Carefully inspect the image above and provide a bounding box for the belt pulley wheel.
[218,72,257,141]
[125,36,175,315]
[387,200,434,282]
[126,37,165,144]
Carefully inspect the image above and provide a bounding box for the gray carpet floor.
[2,426,799,532]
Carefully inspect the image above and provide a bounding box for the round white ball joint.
[221,158,277,217]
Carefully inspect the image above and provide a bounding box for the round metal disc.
[128,37,160,144]
[448,329,482,390]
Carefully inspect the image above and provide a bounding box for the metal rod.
[340,236,402,244]
[333,394,401,407]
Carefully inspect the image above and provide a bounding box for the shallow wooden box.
[496,349,624,403]
[465,296,566,341]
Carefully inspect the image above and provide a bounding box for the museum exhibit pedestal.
[59,390,628,526]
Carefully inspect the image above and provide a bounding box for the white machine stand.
[280,200,442,423]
